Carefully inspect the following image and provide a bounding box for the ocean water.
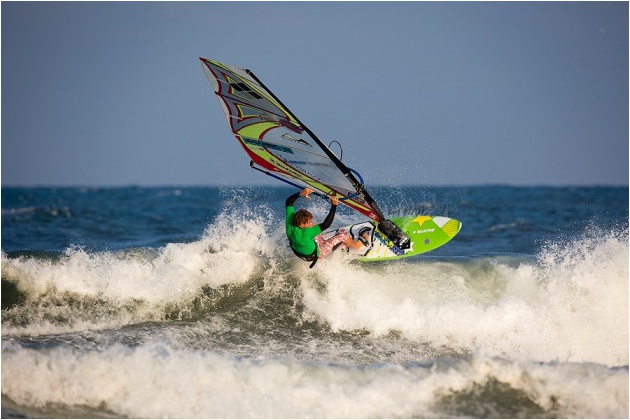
[1,185,628,418]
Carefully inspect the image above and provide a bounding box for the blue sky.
[2,2,628,187]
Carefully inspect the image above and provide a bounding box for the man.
[285,188,367,266]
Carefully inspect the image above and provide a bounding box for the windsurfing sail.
[199,57,387,221]
[199,57,410,248]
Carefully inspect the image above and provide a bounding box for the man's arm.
[285,192,301,208]
[286,188,314,207]
[318,196,339,231]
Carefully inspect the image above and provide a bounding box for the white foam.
[303,229,629,366]
[1,207,278,336]
[2,340,627,418]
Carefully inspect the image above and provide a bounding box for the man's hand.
[300,188,314,199]
[330,195,339,206]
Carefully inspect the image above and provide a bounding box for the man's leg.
[314,231,351,258]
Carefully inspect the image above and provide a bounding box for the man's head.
[293,209,314,228]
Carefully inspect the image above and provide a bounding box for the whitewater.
[2,185,628,418]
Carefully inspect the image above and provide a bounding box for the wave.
[2,339,627,419]
[304,227,628,366]
[1,206,279,335]
[2,208,628,366]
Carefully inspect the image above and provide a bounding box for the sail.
[199,57,385,222]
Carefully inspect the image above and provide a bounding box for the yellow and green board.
[326,215,462,261]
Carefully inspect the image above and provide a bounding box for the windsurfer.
[285,188,368,266]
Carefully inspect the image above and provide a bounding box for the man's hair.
[293,209,313,227]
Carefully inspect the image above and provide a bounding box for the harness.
[290,247,318,269]
[289,239,348,269]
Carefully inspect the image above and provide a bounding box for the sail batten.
[200,57,385,222]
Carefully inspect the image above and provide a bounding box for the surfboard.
[321,215,462,261]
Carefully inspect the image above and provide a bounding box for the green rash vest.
[285,192,337,257]
[286,207,322,256]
